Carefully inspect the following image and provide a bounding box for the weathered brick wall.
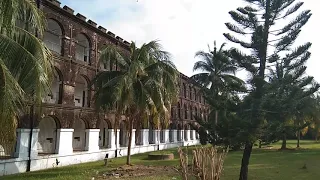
[18,0,209,130]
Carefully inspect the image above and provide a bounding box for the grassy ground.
[5,140,320,180]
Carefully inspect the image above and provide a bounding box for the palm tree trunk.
[297,130,300,148]
[126,118,133,165]
[239,142,253,180]
[215,110,218,125]
[114,113,119,158]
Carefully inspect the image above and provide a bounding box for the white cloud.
[62,0,319,82]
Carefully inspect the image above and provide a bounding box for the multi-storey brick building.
[0,0,209,176]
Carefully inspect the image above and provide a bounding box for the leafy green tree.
[264,58,319,149]
[93,41,178,165]
[196,92,247,150]
[224,0,312,179]
[0,0,53,153]
[309,95,320,141]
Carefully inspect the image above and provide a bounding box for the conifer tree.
[224,0,312,179]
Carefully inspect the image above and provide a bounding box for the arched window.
[195,107,198,117]
[189,86,192,99]
[99,120,110,148]
[43,68,62,104]
[44,19,63,54]
[183,83,187,98]
[119,121,127,147]
[38,117,58,154]
[190,105,193,120]
[75,33,90,63]
[74,75,89,107]
[194,88,197,101]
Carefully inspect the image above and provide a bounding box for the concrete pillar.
[172,130,178,142]
[185,130,190,141]
[107,129,116,149]
[131,129,136,148]
[163,129,170,143]
[140,129,149,146]
[179,130,184,142]
[14,129,39,158]
[85,129,100,152]
[55,129,74,155]
[116,129,120,148]
[152,130,160,144]
[191,130,196,140]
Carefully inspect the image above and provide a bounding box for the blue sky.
[59,0,319,82]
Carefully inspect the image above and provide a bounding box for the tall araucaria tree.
[224,0,312,179]
[92,40,179,165]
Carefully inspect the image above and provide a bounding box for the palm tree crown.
[192,42,242,93]
[93,40,179,165]
[191,42,244,111]
[0,0,54,154]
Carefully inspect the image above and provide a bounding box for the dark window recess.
[58,84,63,104]
[110,62,113,71]
[82,91,86,107]
[103,128,106,147]
[75,98,80,103]
[74,137,80,141]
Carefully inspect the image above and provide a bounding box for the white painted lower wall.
[0,129,200,176]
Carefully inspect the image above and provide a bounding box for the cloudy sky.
[60,0,318,81]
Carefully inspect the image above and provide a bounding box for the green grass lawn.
[5,140,320,180]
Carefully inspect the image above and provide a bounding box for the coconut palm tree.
[191,41,243,123]
[93,40,178,165]
[0,0,53,153]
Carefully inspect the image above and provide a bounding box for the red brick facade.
[18,0,209,130]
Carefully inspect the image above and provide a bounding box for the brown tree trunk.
[215,110,218,125]
[258,140,262,149]
[126,118,133,165]
[297,130,300,148]
[239,0,270,179]
[239,142,253,180]
[281,133,287,150]
[114,113,119,158]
